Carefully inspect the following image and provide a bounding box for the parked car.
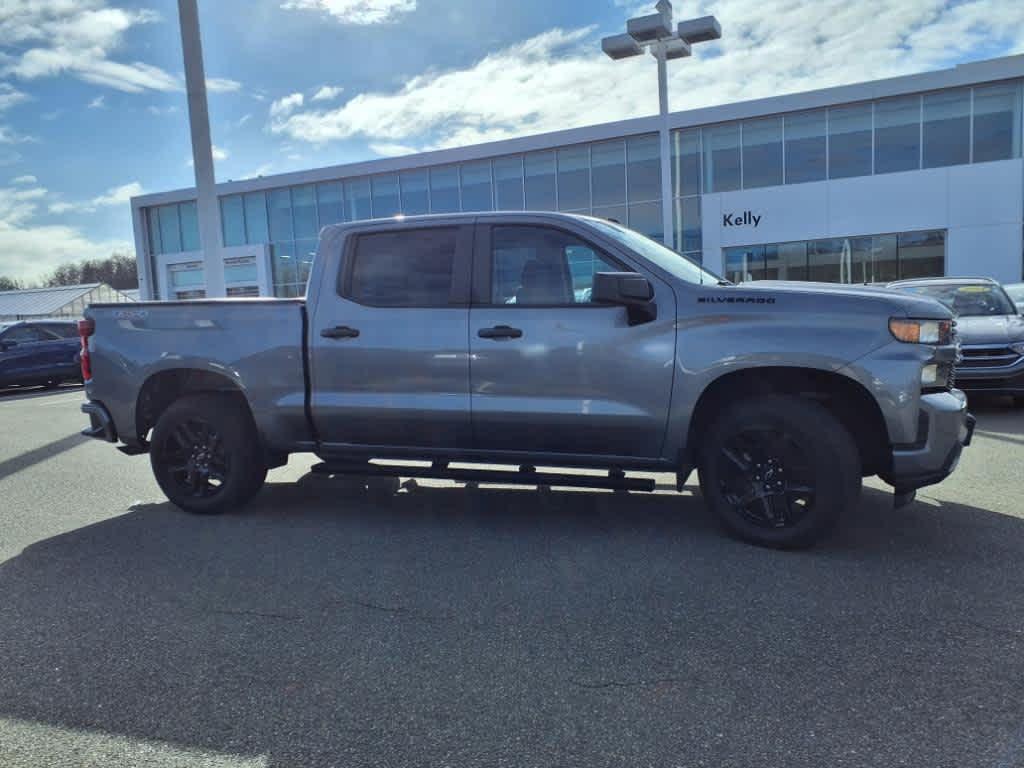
[0,319,82,390]
[79,212,973,549]
[1003,282,1024,313]
[888,277,1024,404]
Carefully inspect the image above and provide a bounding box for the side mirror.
[592,271,657,325]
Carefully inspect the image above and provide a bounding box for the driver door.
[468,222,677,458]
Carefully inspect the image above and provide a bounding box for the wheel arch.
[135,368,254,447]
[685,366,891,477]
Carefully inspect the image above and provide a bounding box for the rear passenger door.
[309,223,474,451]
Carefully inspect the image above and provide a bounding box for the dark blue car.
[0,319,82,390]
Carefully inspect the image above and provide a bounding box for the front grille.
[957,345,1021,369]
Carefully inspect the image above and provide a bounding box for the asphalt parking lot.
[1,385,1023,768]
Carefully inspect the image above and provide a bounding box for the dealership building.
[131,53,1024,300]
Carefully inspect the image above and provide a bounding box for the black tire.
[150,393,267,514]
[697,394,861,549]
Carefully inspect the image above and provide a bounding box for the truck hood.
[739,280,952,318]
[954,314,1024,345]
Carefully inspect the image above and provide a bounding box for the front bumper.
[883,389,974,493]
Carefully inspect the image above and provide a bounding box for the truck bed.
[85,298,312,451]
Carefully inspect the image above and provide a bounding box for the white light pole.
[178,0,225,298]
[602,1,721,250]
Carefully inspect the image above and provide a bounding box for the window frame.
[473,222,629,309]
[337,223,473,309]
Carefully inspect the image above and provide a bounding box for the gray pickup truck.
[79,212,974,548]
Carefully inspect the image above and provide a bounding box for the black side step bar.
[310,461,656,492]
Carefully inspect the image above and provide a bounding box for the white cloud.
[0,125,34,144]
[48,181,144,215]
[206,77,242,93]
[236,113,252,128]
[0,182,129,281]
[281,0,416,25]
[10,175,36,185]
[271,0,1024,151]
[369,142,418,157]
[0,83,29,111]
[270,92,304,119]
[88,94,105,109]
[1,1,177,93]
[185,145,229,166]
[90,181,143,207]
[312,85,344,101]
[148,104,178,115]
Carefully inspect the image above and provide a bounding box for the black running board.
[310,461,656,492]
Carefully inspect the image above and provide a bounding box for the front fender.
[663,302,894,462]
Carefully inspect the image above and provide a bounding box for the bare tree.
[45,252,138,291]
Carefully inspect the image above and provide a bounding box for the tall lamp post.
[602,1,720,250]
[178,0,225,298]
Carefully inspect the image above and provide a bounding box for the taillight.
[78,318,95,382]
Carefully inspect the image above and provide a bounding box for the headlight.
[890,317,953,345]
[1010,341,1024,355]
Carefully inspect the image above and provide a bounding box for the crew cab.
[0,319,82,390]
[80,213,974,548]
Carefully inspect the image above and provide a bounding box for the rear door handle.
[477,325,523,340]
[321,325,360,339]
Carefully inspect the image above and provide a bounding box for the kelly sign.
[723,210,761,228]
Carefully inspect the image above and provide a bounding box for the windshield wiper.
[717,279,733,286]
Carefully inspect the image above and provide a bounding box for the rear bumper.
[81,400,117,442]
[883,389,974,492]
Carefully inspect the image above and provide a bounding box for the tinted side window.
[348,228,457,307]
[2,325,51,342]
[39,323,77,339]
[491,226,620,306]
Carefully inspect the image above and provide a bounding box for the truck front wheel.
[697,394,861,549]
[150,393,267,514]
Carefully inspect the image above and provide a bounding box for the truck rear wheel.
[697,394,861,549]
[150,393,267,514]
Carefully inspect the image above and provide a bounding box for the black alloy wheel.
[716,428,815,530]
[157,417,230,499]
[698,394,861,549]
[150,393,267,514]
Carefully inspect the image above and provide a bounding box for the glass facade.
[147,202,200,256]
[724,229,944,284]
[146,77,1022,296]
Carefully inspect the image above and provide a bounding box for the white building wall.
[703,158,1023,282]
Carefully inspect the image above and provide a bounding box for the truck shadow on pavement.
[1,479,1023,767]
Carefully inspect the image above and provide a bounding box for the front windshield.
[582,216,723,285]
[898,283,1017,317]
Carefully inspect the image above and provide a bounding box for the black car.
[888,277,1024,404]
[0,319,83,390]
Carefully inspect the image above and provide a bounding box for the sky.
[0,0,1024,283]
